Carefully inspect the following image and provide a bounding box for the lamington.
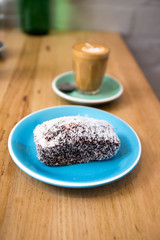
[33,116,120,166]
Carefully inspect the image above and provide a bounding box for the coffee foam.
[82,43,105,53]
[73,42,109,57]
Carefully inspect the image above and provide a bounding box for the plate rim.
[52,71,123,104]
[8,105,141,188]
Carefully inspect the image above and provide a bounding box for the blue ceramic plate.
[8,106,141,188]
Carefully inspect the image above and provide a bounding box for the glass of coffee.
[72,42,110,94]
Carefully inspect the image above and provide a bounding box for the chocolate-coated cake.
[34,116,120,166]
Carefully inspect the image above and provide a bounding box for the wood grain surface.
[0,29,160,240]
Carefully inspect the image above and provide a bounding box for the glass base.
[77,88,100,95]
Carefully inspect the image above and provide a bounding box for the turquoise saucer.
[52,71,123,105]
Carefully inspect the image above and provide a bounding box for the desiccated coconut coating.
[34,116,120,166]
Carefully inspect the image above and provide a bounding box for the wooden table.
[0,29,160,240]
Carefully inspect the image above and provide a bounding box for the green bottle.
[19,0,50,35]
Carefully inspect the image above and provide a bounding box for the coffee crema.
[72,42,110,94]
[73,42,109,58]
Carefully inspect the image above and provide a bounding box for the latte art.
[82,43,105,53]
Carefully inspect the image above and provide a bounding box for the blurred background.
[0,0,160,99]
